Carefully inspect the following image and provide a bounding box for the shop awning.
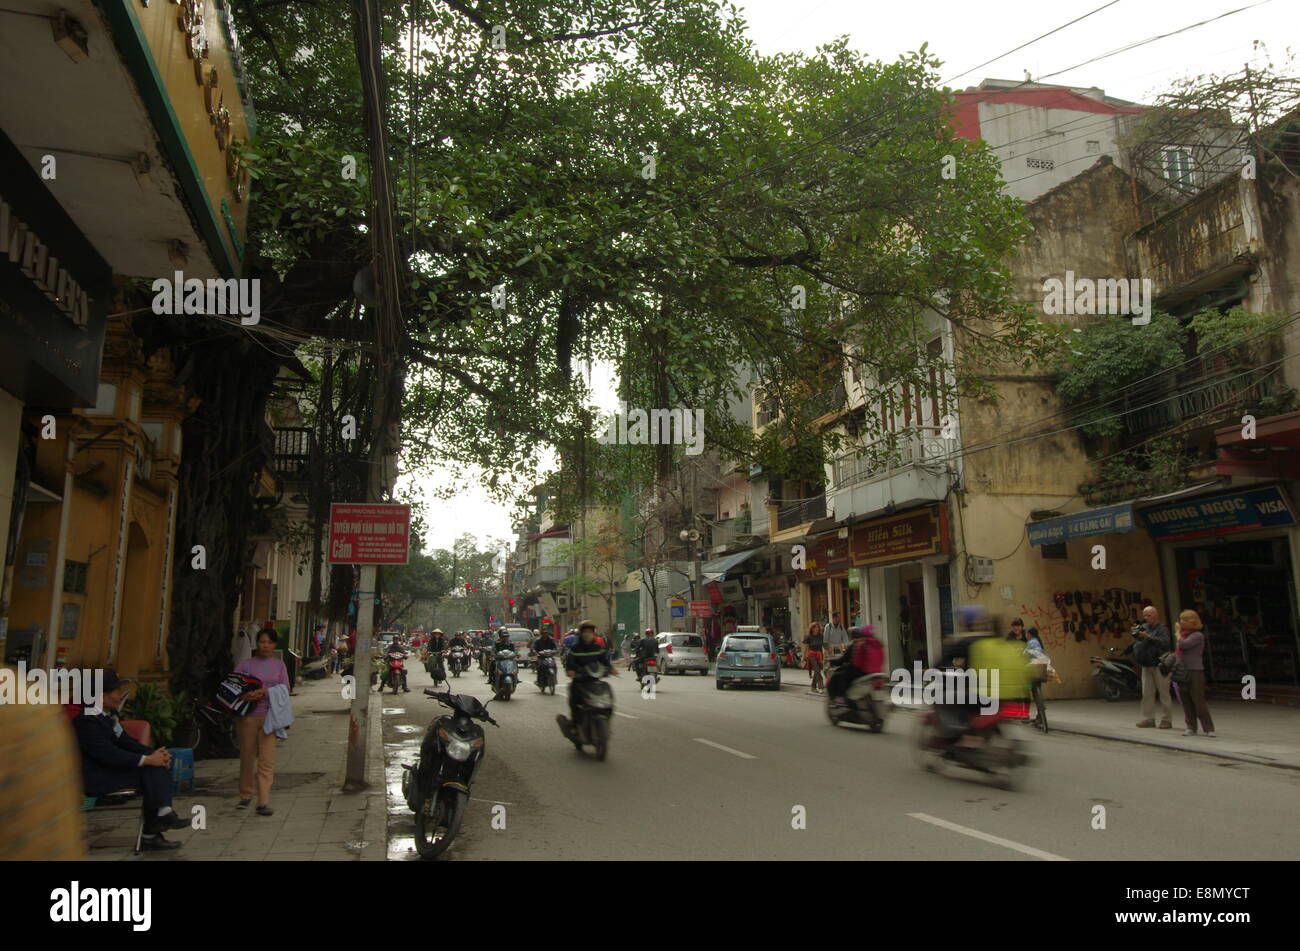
[1026,503,1137,546]
[701,548,761,577]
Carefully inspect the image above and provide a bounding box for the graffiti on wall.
[1016,588,1150,652]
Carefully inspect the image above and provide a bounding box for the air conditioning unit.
[966,556,994,585]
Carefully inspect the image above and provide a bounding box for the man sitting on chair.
[72,669,189,851]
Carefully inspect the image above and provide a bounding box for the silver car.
[715,632,781,690]
[656,633,709,675]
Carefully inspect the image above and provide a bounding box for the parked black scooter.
[1090,643,1141,701]
[402,689,497,859]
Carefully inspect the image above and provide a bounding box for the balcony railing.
[776,493,826,531]
[832,427,949,489]
[1123,365,1283,436]
[805,382,847,421]
[527,565,572,588]
[271,426,313,480]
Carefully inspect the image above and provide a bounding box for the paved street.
[381,661,1300,861]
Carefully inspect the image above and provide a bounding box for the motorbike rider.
[532,628,560,682]
[827,624,885,705]
[559,620,617,737]
[488,629,514,686]
[937,606,1031,748]
[633,629,660,679]
[385,639,411,692]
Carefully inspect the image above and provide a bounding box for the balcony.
[271,426,313,481]
[776,493,826,531]
[805,382,848,422]
[1123,365,1286,437]
[710,511,755,552]
[831,427,949,489]
[527,565,572,588]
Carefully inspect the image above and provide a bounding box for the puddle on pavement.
[393,724,421,734]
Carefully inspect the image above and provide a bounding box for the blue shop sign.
[1027,503,1136,546]
[1143,486,1296,540]
[670,604,685,618]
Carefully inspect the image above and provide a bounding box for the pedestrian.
[823,610,849,661]
[233,628,290,815]
[1174,610,1215,737]
[1132,605,1173,729]
[803,621,826,692]
[1007,617,1026,642]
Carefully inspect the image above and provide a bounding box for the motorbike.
[913,671,1032,790]
[557,661,614,761]
[425,650,448,686]
[449,646,469,677]
[826,671,891,732]
[632,654,660,687]
[491,649,518,701]
[1091,643,1141,701]
[779,640,800,669]
[535,648,558,694]
[301,651,331,680]
[401,688,498,859]
[383,648,409,694]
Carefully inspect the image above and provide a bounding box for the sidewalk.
[1039,697,1300,770]
[86,674,388,860]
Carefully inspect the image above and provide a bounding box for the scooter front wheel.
[415,788,466,859]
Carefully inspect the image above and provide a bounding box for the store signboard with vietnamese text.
[1143,486,1296,541]
[851,504,949,568]
[794,538,853,582]
[328,503,410,564]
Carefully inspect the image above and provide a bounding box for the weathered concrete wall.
[951,491,1165,699]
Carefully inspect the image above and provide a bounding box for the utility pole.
[344,0,406,790]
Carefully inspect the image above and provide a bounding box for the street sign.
[328,503,411,564]
[689,601,712,617]
[670,602,685,619]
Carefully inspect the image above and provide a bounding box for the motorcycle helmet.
[578,620,597,631]
[849,624,874,638]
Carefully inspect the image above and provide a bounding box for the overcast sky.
[407,0,1297,553]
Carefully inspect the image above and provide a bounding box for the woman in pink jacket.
[234,628,289,815]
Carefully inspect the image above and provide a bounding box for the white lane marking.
[692,738,756,760]
[471,799,514,805]
[907,813,1069,861]
[614,711,639,719]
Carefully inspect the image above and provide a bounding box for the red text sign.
[328,503,411,564]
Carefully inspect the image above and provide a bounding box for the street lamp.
[679,527,702,639]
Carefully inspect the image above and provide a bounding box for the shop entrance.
[1173,537,1300,685]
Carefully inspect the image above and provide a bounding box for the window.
[1086,140,1101,154]
[1163,148,1193,188]
[1041,542,1068,560]
[722,635,770,652]
[63,561,88,595]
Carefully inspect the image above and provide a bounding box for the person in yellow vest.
[939,606,1032,748]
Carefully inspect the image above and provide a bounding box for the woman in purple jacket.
[234,628,289,814]
[1175,610,1215,737]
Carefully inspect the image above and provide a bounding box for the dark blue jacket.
[565,637,611,674]
[72,710,154,797]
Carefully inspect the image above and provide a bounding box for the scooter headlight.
[438,727,477,762]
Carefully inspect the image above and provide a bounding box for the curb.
[1040,724,1300,771]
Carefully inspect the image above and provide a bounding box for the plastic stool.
[169,747,195,793]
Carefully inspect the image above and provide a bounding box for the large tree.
[161,0,1051,696]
